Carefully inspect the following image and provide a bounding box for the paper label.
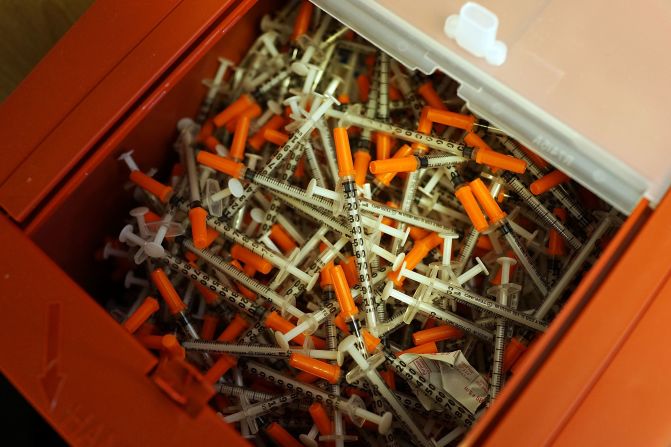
[399,350,488,413]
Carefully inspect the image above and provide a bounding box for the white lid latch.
[444,2,507,66]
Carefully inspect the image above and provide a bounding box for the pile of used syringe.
[104,1,622,445]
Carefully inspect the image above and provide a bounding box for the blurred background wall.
[0,0,95,102]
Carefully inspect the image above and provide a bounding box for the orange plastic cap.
[123,297,159,333]
[379,368,396,390]
[192,273,219,305]
[519,144,550,169]
[334,313,351,335]
[228,115,250,162]
[129,171,173,203]
[425,108,476,130]
[417,82,447,111]
[213,94,255,127]
[362,329,381,353]
[266,422,303,447]
[470,178,507,223]
[218,314,250,342]
[225,102,262,132]
[417,112,433,134]
[188,207,209,249]
[420,231,443,251]
[150,269,186,315]
[389,84,402,101]
[204,355,237,384]
[454,185,489,232]
[320,261,334,288]
[503,337,527,373]
[353,150,371,186]
[161,334,185,359]
[249,115,285,150]
[464,132,491,152]
[203,227,219,248]
[338,93,350,104]
[197,151,244,178]
[339,256,358,287]
[289,353,341,384]
[476,234,494,251]
[230,260,256,300]
[474,150,527,174]
[397,341,439,356]
[290,1,314,41]
[270,224,298,254]
[309,403,333,435]
[137,334,163,350]
[264,128,289,147]
[409,225,430,241]
[401,244,430,272]
[375,133,392,160]
[333,128,355,177]
[547,209,567,256]
[265,312,325,348]
[376,144,415,185]
[369,156,418,175]
[197,119,214,141]
[357,74,370,102]
[530,170,570,195]
[200,314,218,341]
[413,325,463,345]
[230,244,272,274]
[330,265,358,319]
[203,135,221,152]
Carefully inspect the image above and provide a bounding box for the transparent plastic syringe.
[180,238,304,319]
[201,153,459,236]
[487,257,520,403]
[172,195,318,288]
[327,107,523,170]
[223,392,300,423]
[221,91,338,218]
[392,266,548,332]
[380,282,494,342]
[501,171,583,251]
[497,135,593,229]
[242,360,393,434]
[339,335,435,447]
[181,341,340,362]
[333,127,379,329]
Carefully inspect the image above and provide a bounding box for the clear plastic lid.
[313,0,671,214]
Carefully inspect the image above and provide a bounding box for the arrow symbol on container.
[40,302,64,410]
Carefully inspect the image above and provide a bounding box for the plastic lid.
[314,0,668,213]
